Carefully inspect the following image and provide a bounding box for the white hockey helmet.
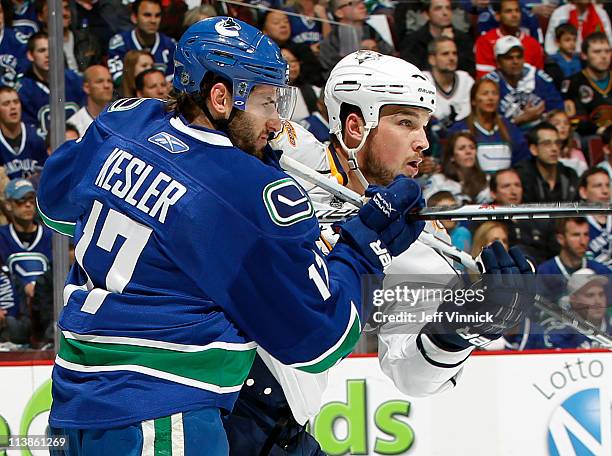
[325,50,436,136]
[324,50,436,187]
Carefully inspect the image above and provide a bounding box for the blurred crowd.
[0,0,610,351]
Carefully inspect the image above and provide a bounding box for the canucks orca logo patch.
[263,178,314,226]
[148,132,190,154]
[215,17,241,37]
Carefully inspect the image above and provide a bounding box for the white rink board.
[312,351,612,456]
[0,352,611,455]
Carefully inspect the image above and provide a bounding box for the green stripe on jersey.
[297,316,361,374]
[58,334,256,388]
[154,416,172,456]
[36,201,75,237]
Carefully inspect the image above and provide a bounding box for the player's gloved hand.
[335,175,425,269]
[422,241,535,350]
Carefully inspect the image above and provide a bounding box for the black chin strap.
[192,92,237,134]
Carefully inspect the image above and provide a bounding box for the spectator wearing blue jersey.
[578,167,612,267]
[448,78,529,173]
[9,0,39,44]
[298,89,330,143]
[0,86,46,179]
[17,32,85,138]
[107,0,175,85]
[514,122,579,203]
[537,218,610,304]
[484,35,564,131]
[0,1,28,88]
[286,0,331,51]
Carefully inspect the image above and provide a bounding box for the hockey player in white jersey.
[225,51,535,455]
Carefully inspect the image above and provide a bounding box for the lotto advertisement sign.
[0,352,611,455]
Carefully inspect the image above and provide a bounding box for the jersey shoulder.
[270,121,327,171]
[108,31,129,51]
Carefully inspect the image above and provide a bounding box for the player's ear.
[343,112,364,147]
[208,82,231,118]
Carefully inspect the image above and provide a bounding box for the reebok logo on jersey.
[263,178,314,226]
[148,132,190,154]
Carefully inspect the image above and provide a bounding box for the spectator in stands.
[489,168,557,262]
[599,125,612,179]
[319,0,393,78]
[0,1,28,88]
[43,122,80,157]
[107,0,175,85]
[400,0,474,75]
[423,131,490,203]
[280,45,319,121]
[427,191,472,254]
[135,67,168,99]
[545,0,612,56]
[424,36,474,128]
[119,50,154,98]
[9,0,39,43]
[550,23,582,79]
[0,260,24,346]
[69,0,131,53]
[578,167,612,266]
[561,32,611,137]
[485,36,563,131]
[515,122,579,203]
[537,218,610,304]
[0,86,46,180]
[475,0,544,79]
[286,0,331,53]
[36,0,102,74]
[261,10,324,87]
[471,221,510,257]
[298,89,330,143]
[18,32,84,138]
[0,178,51,307]
[470,0,544,43]
[67,65,113,137]
[448,78,529,173]
[546,109,587,177]
[182,4,217,29]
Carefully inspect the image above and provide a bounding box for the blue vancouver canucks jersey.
[0,122,47,178]
[0,27,28,88]
[37,98,381,429]
[0,223,52,284]
[107,30,176,83]
[17,69,85,138]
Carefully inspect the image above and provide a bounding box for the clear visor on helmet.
[243,85,298,121]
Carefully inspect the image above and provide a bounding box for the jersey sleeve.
[170,188,383,374]
[475,35,495,78]
[107,33,126,83]
[37,120,107,237]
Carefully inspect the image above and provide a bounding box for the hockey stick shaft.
[280,155,612,221]
[280,155,612,348]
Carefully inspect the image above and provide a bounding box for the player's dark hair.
[579,167,609,190]
[490,168,520,193]
[441,131,487,202]
[582,31,609,54]
[526,122,558,147]
[491,0,519,14]
[427,191,455,207]
[135,68,165,92]
[27,32,48,54]
[166,72,233,123]
[556,217,587,235]
[132,0,162,15]
[427,36,455,56]
[555,22,578,41]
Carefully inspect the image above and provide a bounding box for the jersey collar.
[0,122,26,156]
[131,29,160,55]
[169,116,233,147]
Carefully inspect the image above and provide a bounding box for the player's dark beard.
[362,145,395,187]
[226,109,265,160]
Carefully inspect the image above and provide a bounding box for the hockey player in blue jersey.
[39,17,428,455]
[107,0,175,85]
[0,86,46,178]
[17,32,84,137]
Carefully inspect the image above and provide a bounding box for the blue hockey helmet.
[173,17,296,119]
